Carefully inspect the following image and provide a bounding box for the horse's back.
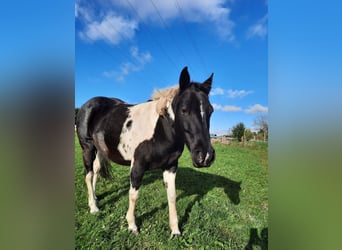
[77,97,127,136]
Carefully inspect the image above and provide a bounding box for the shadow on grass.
[244,227,268,250]
[137,167,241,231]
[176,167,241,228]
[96,171,162,209]
[95,167,241,232]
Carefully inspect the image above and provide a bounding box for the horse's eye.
[181,107,188,115]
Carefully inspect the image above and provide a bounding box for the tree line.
[231,115,268,142]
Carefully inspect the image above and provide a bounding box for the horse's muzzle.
[193,148,215,168]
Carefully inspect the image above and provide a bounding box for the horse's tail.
[98,154,112,179]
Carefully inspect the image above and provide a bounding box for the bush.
[232,122,245,142]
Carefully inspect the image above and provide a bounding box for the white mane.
[151,86,179,116]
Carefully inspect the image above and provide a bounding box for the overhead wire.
[125,0,179,71]
[76,9,153,86]
[174,0,208,73]
[86,0,145,68]
[78,0,210,87]
[149,0,190,69]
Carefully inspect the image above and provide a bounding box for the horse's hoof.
[131,230,139,235]
[128,225,139,235]
[171,231,181,238]
[90,207,99,214]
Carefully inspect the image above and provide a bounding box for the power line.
[174,0,208,72]
[149,0,190,68]
[86,0,139,64]
[76,10,153,86]
[125,0,179,70]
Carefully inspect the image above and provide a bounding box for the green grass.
[75,136,268,249]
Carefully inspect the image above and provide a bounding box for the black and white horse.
[76,67,215,236]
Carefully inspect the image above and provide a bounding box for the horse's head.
[172,67,215,168]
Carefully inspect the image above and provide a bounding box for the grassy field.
[75,135,268,249]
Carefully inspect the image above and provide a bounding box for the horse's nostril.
[196,151,204,163]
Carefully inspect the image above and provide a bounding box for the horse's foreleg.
[163,170,181,236]
[126,185,139,233]
[126,163,144,234]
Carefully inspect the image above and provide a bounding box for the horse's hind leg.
[92,152,101,200]
[82,143,99,213]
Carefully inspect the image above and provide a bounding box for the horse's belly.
[92,130,131,166]
[108,149,131,166]
[117,136,134,161]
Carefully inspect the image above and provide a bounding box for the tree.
[244,128,253,141]
[253,115,268,141]
[232,122,245,142]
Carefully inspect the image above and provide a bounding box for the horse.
[76,67,215,236]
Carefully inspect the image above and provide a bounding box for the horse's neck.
[159,114,184,146]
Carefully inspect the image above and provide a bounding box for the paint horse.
[76,67,215,236]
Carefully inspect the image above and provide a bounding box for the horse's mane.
[151,86,179,116]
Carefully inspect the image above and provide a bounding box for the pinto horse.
[76,67,215,236]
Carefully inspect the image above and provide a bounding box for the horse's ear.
[179,66,190,91]
[202,73,214,95]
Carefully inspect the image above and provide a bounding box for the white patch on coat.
[166,99,175,120]
[200,100,205,122]
[204,152,211,164]
[118,101,160,161]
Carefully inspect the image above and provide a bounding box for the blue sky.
[75,0,268,135]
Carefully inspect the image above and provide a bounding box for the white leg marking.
[85,171,99,213]
[92,153,101,199]
[163,170,181,236]
[126,185,139,233]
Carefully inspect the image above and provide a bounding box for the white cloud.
[75,2,78,17]
[79,13,138,45]
[103,46,152,81]
[210,87,225,96]
[212,103,242,112]
[130,46,152,64]
[210,88,253,98]
[75,0,94,22]
[212,103,268,113]
[103,71,116,79]
[245,104,268,114]
[227,89,253,98]
[176,0,235,41]
[77,0,235,43]
[247,15,268,39]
